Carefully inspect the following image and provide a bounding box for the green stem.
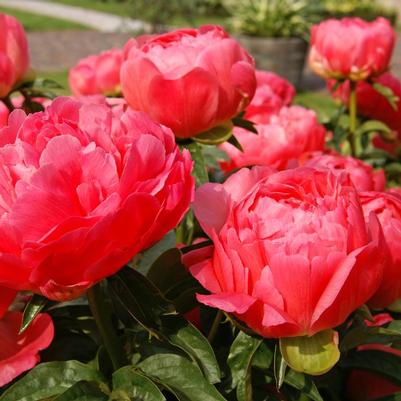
[348,80,358,156]
[207,310,223,343]
[87,283,126,370]
[1,95,14,113]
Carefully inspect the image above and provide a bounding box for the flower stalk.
[1,95,14,113]
[348,80,358,156]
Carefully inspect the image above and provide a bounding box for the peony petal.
[0,286,16,318]
[196,292,256,314]
[0,311,53,387]
[193,183,230,237]
[147,68,220,138]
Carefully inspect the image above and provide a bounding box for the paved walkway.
[28,31,132,70]
[0,0,148,32]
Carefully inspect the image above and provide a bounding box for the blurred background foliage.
[105,0,398,35]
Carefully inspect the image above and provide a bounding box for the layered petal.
[186,166,383,338]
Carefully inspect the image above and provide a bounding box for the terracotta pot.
[237,36,308,87]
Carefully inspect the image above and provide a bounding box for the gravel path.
[28,31,132,71]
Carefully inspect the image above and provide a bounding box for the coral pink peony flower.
[184,167,385,338]
[0,97,194,301]
[245,70,295,124]
[0,14,30,98]
[301,151,385,192]
[0,288,54,387]
[329,73,401,152]
[121,25,256,138]
[220,106,326,172]
[360,190,401,308]
[309,17,395,81]
[69,48,123,96]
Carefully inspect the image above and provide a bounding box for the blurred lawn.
[0,6,89,31]
[50,0,131,17]
[50,0,227,27]
[39,70,70,95]
[294,92,338,124]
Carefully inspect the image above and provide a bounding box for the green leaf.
[138,354,227,401]
[273,345,287,390]
[355,120,394,140]
[34,78,64,89]
[111,367,165,401]
[232,115,257,134]
[280,330,340,376]
[20,294,48,334]
[184,142,208,187]
[134,231,177,275]
[147,248,202,313]
[227,134,244,152]
[385,163,401,175]
[284,369,323,401]
[388,320,401,333]
[227,331,263,401]
[373,82,399,110]
[341,349,401,387]
[163,316,221,384]
[252,342,274,371]
[53,381,108,401]
[0,361,105,401]
[193,121,234,146]
[108,267,175,335]
[389,299,401,313]
[341,326,401,352]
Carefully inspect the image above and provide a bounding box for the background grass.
[49,0,131,17]
[0,6,89,31]
[49,0,227,27]
[39,70,71,95]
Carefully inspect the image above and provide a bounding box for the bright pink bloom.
[0,288,54,387]
[69,48,123,96]
[184,167,385,338]
[360,190,401,308]
[220,106,326,172]
[309,18,395,81]
[0,97,194,301]
[301,151,385,192]
[245,70,295,124]
[0,14,30,98]
[329,73,401,152]
[121,25,256,138]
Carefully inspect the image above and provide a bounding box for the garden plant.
[1,9,401,401]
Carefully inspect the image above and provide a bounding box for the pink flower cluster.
[0,97,193,301]
[1,10,401,388]
[309,17,395,81]
[69,26,256,138]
